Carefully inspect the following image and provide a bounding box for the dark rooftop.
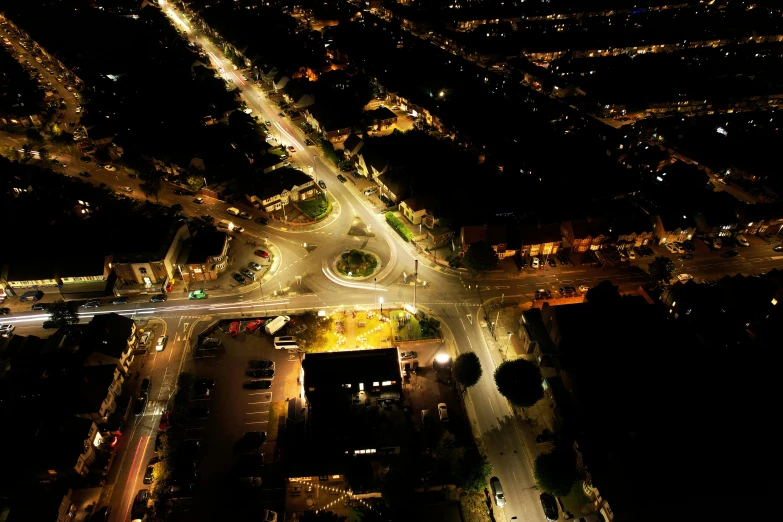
[186,228,228,264]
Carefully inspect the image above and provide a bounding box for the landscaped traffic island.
[335,249,380,278]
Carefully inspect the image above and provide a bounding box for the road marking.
[248,400,271,405]
[246,411,269,415]
[247,392,267,396]
[246,421,268,425]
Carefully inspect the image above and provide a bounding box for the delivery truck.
[264,316,290,336]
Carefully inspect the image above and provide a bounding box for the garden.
[296,194,331,220]
[336,249,378,277]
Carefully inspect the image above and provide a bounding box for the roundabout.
[333,248,382,280]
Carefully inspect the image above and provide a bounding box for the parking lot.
[181,318,294,520]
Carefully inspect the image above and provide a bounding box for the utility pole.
[413,259,418,313]
[313,154,318,186]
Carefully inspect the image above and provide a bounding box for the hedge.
[386,212,414,242]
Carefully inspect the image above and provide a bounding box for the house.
[2,261,59,291]
[460,225,519,258]
[57,254,112,299]
[304,105,353,142]
[342,133,364,158]
[355,148,389,179]
[519,223,562,257]
[273,72,290,91]
[111,216,190,295]
[246,169,318,213]
[561,218,607,252]
[28,417,99,480]
[607,209,655,248]
[78,313,138,375]
[650,212,697,245]
[282,79,315,108]
[85,123,114,146]
[70,364,124,422]
[2,484,77,522]
[736,201,783,236]
[376,169,410,204]
[177,228,230,283]
[363,106,397,132]
[399,195,440,228]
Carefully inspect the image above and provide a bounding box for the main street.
[5,5,783,521]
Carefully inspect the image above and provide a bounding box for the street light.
[504,331,513,358]
[379,296,384,315]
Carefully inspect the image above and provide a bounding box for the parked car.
[490,477,506,508]
[540,492,559,521]
[254,249,269,258]
[722,249,739,258]
[239,211,252,219]
[535,289,552,300]
[155,335,167,352]
[364,188,377,196]
[248,261,262,271]
[31,303,50,311]
[400,351,418,361]
[0,324,15,335]
[578,284,591,293]
[421,409,432,425]
[83,299,101,308]
[229,321,240,337]
[559,286,576,297]
[173,189,192,196]
[243,380,272,389]
[131,490,148,520]
[232,273,246,284]
[240,268,255,279]
[158,411,171,431]
[437,403,449,422]
[112,296,129,305]
[104,165,116,172]
[0,308,10,315]
[78,170,91,177]
[150,294,167,303]
[665,243,678,254]
[143,464,155,484]
[189,407,210,419]
[531,256,540,269]
[682,240,696,252]
[246,319,264,333]
[774,244,783,252]
[249,360,274,369]
[134,395,147,416]
[678,254,694,261]
[189,290,207,300]
[193,197,204,204]
[247,368,275,378]
[713,237,723,249]
[141,378,152,394]
[254,216,269,225]
[337,174,347,183]
[736,235,750,247]
[318,180,327,190]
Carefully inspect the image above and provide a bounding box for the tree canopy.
[534,447,579,497]
[453,352,483,389]
[494,358,544,408]
[48,299,80,327]
[463,240,499,274]
[300,511,347,522]
[648,255,675,281]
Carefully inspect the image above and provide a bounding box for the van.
[264,316,290,336]
[226,207,240,216]
[20,290,44,302]
[273,336,298,350]
[217,220,234,230]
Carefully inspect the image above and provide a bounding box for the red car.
[287,146,296,153]
[254,250,269,258]
[246,319,264,333]
[165,281,173,292]
[158,410,171,431]
[229,321,240,337]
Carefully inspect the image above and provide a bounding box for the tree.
[648,255,675,281]
[186,173,205,192]
[453,352,483,389]
[296,310,333,351]
[139,170,164,201]
[0,146,20,161]
[38,147,49,161]
[454,448,493,492]
[381,468,413,510]
[300,511,346,522]
[463,240,499,274]
[48,299,80,327]
[534,448,579,496]
[494,359,544,408]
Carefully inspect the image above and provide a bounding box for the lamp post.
[177,264,190,293]
[374,277,377,311]
[313,154,318,186]
[379,296,384,316]
[504,331,513,359]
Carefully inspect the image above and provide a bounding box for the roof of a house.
[519,223,563,245]
[186,228,228,264]
[359,148,388,173]
[401,194,439,213]
[364,106,397,122]
[72,364,118,415]
[112,216,184,262]
[376,169,411,197]
[256,169,313,201]
[566,218,607,239]
[461,225,516,248]
[302,348,401,402]
[57,255,107,278]
[79,313,134,361]
[307,104,353,132]
[283,79,313,104]
[5,261,58,282]
[343,134,364,155]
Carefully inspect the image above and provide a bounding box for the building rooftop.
[519,223,563,245]
[185,228,228,264]
[112,215,183,263]
[79,313,134,361]
[255,169,314,201]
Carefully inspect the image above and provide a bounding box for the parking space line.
[247,392,267,396]
[247,400,271,405]
[246,411,269,415]
[246,421,268,424]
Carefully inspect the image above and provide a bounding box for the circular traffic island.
[335,249,381,279]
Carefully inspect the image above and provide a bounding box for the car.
[490,477,506,508]
[0,324,15,335]
[682,240,696,252]
[713,237,723,249]
[229,321,240,337]
[189,407,210,419]
[559,286,576,297]
[134,395,147,416]
[196,379,215,389]
[83,299,101,308]
[0,308,9,315]
[92,506,112,522]
[189,290,207,300]
[104,165,116,171]
[364,188,377,196]
[240,268,255,280]
[774,244,783,252]
[337,174,347,183]
[340,166,353,172]
[243,380,272,389]
[318,180,327,190]
[233,225,245,233]
[193,383,210,399]
[239,476,263,487]
[547,257,557,267]
[534,289,552,300]
[254,249,269,258]
[173,189,191,196]
[31,303,50,311]
[578,284,590,293]
[150,294,167,303]
[255,216,269,225]
[305,139,314,146]
[421,409,432,425]
[540,492,559,521]
[627,249,636,260]
[193,197,204,204]
[247,368,275,378]
[678,254,694,261]
[278,112,285,117]
[722,249,739,258]
[437,403,449,422]
[141,378,152,394]
[246,319,264,333]
[170,203,184,212]
[181,439,202,453]
[80,155,91,163]
[239,211,252,219]
[248,261,262,271]
[676,273,694,283]
[232,273,246,284]
[131,490,148,520]
[264,120,271,126]
[127,173,137,179]
[143,464,155,484]
[531,256,540,269]
[673,242,686,254]
[249,360,274,369]
[112,296,129,305]
[736,235,750,247]
[202,215,215,223]
[400,351,418,361]
[665,243,678,254]
[119,186,133,193]
[158,411,171,431]
[155,335,167,352]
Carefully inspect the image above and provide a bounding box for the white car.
[104,165,116,172]
[120,186,133,193]
[156,335,168,352]
[627,249,636,260]
[677,273,693,282]
[364,188,377,196]
[0,324,15,335]
[437,403,449,422]
[664,243,678,254]
[578,284,590,293]
[713,238,723,249]
[736,235,750,247]
[531,256,540,269]
[674,243,686,254]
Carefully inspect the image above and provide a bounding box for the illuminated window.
[382,381,391,386]
[373,381,380,386]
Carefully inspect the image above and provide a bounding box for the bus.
[273,336,298,350]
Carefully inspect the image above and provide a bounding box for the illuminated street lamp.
[379,296,384,315]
